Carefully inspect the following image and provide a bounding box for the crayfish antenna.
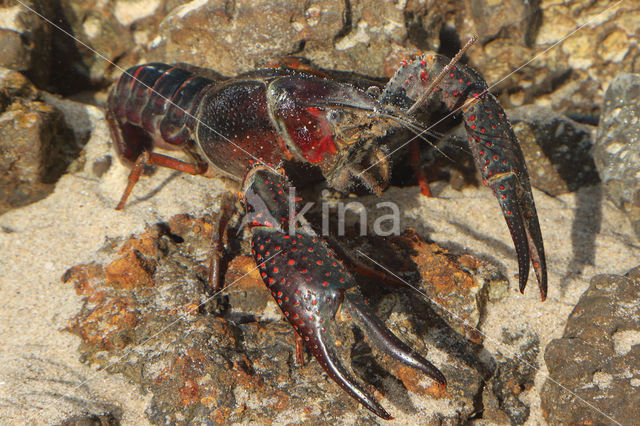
[407,35,478,115]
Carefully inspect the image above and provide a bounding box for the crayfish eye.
[326,109,341,124]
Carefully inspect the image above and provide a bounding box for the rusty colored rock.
[117,229,162,258]
[63,214,500,423]
[105,250,156,289]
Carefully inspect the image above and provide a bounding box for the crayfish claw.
[305,318,394,420]
[250,227,393,419]
[344,291,447,387]
[242,165,445,419]
[463,96,548,301]
[382,54,548,300]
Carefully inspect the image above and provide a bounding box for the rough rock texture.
[8,0,630,115]
[509,105,600,196]
[470,1,638,115]
[487,327,539,425]
[2,91,640,423]
[1,0,639,424]
[63,216,504,423]
[0,68,76,214]
[594,72,640,240]
[541,266,640,425]
[0,0,53,88]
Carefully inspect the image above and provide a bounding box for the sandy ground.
[1,100,638,425]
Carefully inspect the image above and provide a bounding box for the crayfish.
[105,45,547,419]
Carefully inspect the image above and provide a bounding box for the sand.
[0,99,638,424]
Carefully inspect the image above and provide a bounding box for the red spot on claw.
[288,259,295,265]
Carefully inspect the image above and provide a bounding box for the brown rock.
[0,1,53,87]
[105,249,156,289]
[0,68,75,214]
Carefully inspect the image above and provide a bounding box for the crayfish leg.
[295,332,305,366]
[207,193,237,292]
[409,139,433,197]
[115,151,208,210]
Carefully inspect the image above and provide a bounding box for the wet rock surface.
[62,215,509,423]
[541,266,640,425]
[594,72,640,241]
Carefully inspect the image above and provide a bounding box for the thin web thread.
[357,0,625,177]
[13,1,626,423]
[356,250,622,426]
[14,0,279,175]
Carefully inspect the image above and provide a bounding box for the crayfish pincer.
[106,48,547,418]
[241,166,446,419]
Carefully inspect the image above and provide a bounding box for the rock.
[594,72,640,240]
[508,105,600,196]
[50,0,136,88]
[150,0,414,78]
[467,1,638,116]
[346,228,506,344]
[487,326,539,424]
[0,1,53,88]
[42,0,637,116]
[0,68,76,214]
[63,215,496,423]
[59,413,121,426]
[541,266,640,425]
[468,0,539,46]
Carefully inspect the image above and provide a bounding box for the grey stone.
[541,266,640,425]
[509,105,600,196]
[594,73,640,240]
[488,326,539,424]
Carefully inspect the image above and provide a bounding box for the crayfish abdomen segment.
[107,64,212,164]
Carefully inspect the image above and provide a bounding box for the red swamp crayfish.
[105,46,547,419]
